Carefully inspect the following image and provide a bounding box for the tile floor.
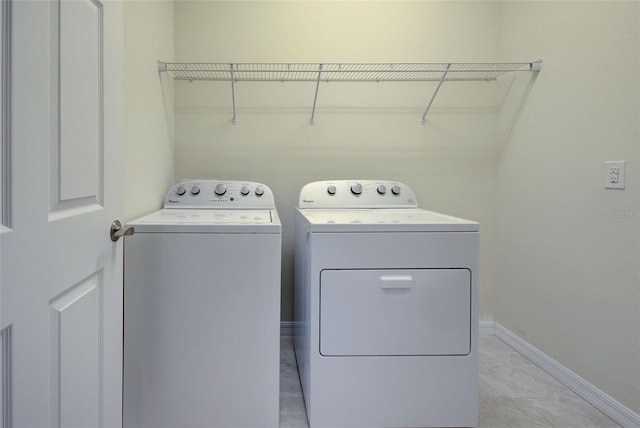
[279,335,620,428]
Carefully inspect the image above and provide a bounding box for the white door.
[0,0,124,427]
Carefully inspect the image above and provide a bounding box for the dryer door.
[320,269,471,356]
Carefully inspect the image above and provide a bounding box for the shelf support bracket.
[310,64,323,125]
[230,63,237,125]
[530,59,543,72]
[421,63,451,125]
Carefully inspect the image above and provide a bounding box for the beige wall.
[122,0,640,416]
[496,1,640,414]
[124,0,175,221]
[174,0,502,322]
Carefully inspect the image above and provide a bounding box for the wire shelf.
[158,60,542,124]
[160,61,540,82]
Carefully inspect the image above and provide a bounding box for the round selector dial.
[327,185,337,195]
[377,185,386,195]
[240,185,250,196]
[214,183,227,196]
[391,185,401,195]
[350,183,363,195]
[190,185,200,195]
[176,185,186,196]
[254,186,265,197]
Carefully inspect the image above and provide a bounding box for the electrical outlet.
[605,161,625,189]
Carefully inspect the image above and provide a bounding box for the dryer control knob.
[377,185,386,195]
[350,183,363,195]
[176,185,187,196]
[240,185,250,196]
[327,185,337,195]
[190,185,201,195]
[214,183,227,196]
[255,186,265,197]
[391,185,401,195]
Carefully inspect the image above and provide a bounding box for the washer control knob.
[214,183,227,196]
[391,185,401,195]
[327,185,337,195]
[190,185,200,195]
[255,186,265,197]
[377,185,386,195]
[350,183,363,195]
[240,185,250,196]
[176,185,186,196]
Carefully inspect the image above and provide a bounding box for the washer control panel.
[298,180,418,209]
[164,180,276,209]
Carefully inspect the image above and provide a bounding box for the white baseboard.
[494,322,640,428]
[479,320,496,337]
[280,321,296,337]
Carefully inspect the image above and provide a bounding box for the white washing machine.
[294,180,479,428]
[124,180,281,428]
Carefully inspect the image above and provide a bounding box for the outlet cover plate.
[605,161,625,189]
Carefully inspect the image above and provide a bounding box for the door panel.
[59,0,101,202]
[320,269,471,356]
[50,272,102,428]
[0,326,11,427]
[0,0,123,426]
[52,0,103,215]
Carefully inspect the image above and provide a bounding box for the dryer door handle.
[379,275,413,289]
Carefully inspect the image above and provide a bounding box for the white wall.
[124,0,175,221]
[496,1,640,414]
[174,0,502,321]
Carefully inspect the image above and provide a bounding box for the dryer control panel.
[298,180,418,209]
[164,180,276,209]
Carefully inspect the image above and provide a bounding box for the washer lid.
[298,208,478,232]
[127,209,281,233]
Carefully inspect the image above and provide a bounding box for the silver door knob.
[110,220,135,242]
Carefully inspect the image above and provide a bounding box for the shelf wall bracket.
[530,59,543,72]
[309,63,323,125]
[230,63,237,125]
[421,63,451,125]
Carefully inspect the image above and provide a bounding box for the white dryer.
[124,180,281,428]
[294,180,479,428]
